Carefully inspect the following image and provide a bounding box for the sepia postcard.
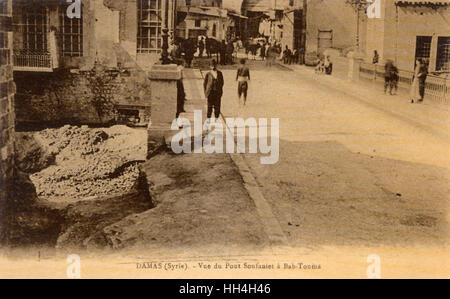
[0,0,449,280]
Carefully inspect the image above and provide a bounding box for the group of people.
[219,40,235,66]
[256,42,305,67]
[176,45,430,123]
[170,36,238,68]
[203,58,251,122]
[176,58,250,124]
[315,55,333,75]
[282,46,302,65]
[374,50,428,103]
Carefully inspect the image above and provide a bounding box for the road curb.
[220,114,291,254]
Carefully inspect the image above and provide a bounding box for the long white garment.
[410,65,421,101]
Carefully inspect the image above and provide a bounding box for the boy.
[236,59,251,106]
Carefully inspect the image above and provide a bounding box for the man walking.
[236,58,250,106]
[384,59,394,94]
[204,60,224,122]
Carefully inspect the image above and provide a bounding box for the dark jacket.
[204,70,224,99]
[418,65,428,82]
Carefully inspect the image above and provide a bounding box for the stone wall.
[0,0,15,242]
[14,64,151,127]
[306,0,367,54]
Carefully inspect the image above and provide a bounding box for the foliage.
[86,65,119,122]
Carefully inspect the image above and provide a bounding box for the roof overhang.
[395,0,450,6]
[228,11,248,19]
[178,6,228,18]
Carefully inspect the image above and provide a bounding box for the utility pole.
[161,0,170,64]
[346,0,369,52]
[301,0,307,64]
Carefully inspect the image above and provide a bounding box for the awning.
[244,0,303,11]
[395,0,450,6]
[228,12,248,19]
[178,6,228,18]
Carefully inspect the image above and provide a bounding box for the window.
[318,30,332,50]
[212,23,217,37]
[415,36,432,62]
[15,5,48,52]
[137,0,162,54]
[0,32,9,66]
[195,19,201,27]
[436,37,450,72]
[0,0,10,15]
[60,4,83,57]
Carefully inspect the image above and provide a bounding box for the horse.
[205,38,221,61]
[245,42,261,60]
[178,38,197,68]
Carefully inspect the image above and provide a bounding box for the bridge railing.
[359,62,450,104]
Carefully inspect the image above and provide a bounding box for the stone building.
[304,0,449,74]
[305,0,367,56]
[0,0,15,242]
[176,0,229,41]
[365,0,450,73]
[11,0,159,126]
[242,0,305,50]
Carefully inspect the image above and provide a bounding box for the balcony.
[13,49,56,72]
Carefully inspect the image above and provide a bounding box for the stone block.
[148,64,182,80]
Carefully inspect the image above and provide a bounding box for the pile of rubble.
[30,125,147,201]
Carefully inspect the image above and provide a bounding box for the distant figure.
[418,60,428,102]
[220,40,227,65]
[183,39,196,68]
[410,59,421,103]
[292,48,299,64]
[265,43,271,66]
[390,65,399,95]
[260,43,266,61]
[204,60,224,121]
[205,37,212,58]
[373,50,379,64]
[384,60,394,94]
[410,59,426,103]
[236,59,251,106]
[170,40,183,66]
[198,36,205,57]
[315,58,325,74]
[283,45,292,64]
[267,44,278,67]
[299,47,305,65]
[226,41,234,65]
[384,60,398,95]
[324,55,333,75]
